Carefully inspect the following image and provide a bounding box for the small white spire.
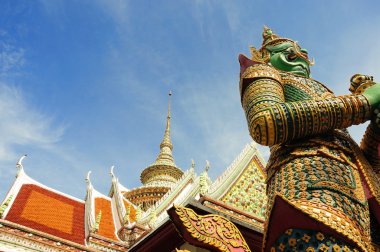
[205,160,210,172]
[109,165,127,225]
[16,154,27,177]
[84,170,96,236]
[109,165,116,181]
[86,170,92,181]
[199,160,210,195]
[85,171,92,189]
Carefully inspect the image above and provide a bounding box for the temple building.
[0,94,267,251]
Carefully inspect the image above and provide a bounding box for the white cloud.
[0,83,64,161]
[0,40,25,78]
[190,1,243,39]
[176,74,254,178]
[94,0,129,25]
[38,0,65,16]
[218,2,241,33]
[0,36,65,175]
[38,0,129,29]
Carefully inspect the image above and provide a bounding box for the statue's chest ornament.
[281,73,334,101]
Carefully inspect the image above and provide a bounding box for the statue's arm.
[353,77,380,174]
[241,66,371,146]
[349,75,380,174]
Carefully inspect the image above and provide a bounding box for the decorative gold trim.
[93,210,102,233]
[241,64,282,84]
[0,195,13,218]
[173,205,251,252]
[262,194,374,252]
[250,46,270,64]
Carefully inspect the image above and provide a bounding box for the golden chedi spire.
[155,91,175,166]
[140,91,183,187]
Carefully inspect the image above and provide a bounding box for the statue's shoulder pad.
[242,64,282,83]
[238,54,283,98]
[239,54,281,83]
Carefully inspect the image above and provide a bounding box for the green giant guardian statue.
[239,27,380,252]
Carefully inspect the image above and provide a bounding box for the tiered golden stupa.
[124,92,183,211]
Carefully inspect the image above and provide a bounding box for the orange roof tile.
[94,197,118,241]
[123,198,136,223]
[5,184,85,245]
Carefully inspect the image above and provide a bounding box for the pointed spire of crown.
[249,26,306,64]
[262,26,280,45]
[260,26,296,49]
[260,26,314,66]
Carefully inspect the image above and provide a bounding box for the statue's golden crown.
[249,26,294,63]
[261,26,296,49]
[249,26,308,64]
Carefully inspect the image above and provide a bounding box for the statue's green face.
[267,42,311,78]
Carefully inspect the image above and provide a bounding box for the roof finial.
[205,160,210,172]
[16,154,27,177]
[200,161,210,195]
[109,165,116,181]
[86,171,92,189]
[191,159,195,169]
[86,170,92,181]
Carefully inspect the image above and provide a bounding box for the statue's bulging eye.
[286,47,297,60]
[288,54,297,60]
[285,47,295,54]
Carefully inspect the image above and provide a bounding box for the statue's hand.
[370,107,380,161]
[363,83,380,107]
[364,84,380,129]
[374,106,380,128]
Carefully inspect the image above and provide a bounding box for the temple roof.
[92,190,119,241]
[0,163,136,250]
[133,143,267,230]
[130,200,264,252]
[208,142,267,221]
[6,184,86,244]
[0,141,268,251]
[1,168,86,245]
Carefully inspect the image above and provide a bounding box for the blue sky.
[1,0,380,199]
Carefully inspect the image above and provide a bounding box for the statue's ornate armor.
[240,61,380,251]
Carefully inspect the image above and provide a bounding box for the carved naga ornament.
[168,205,251,252]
